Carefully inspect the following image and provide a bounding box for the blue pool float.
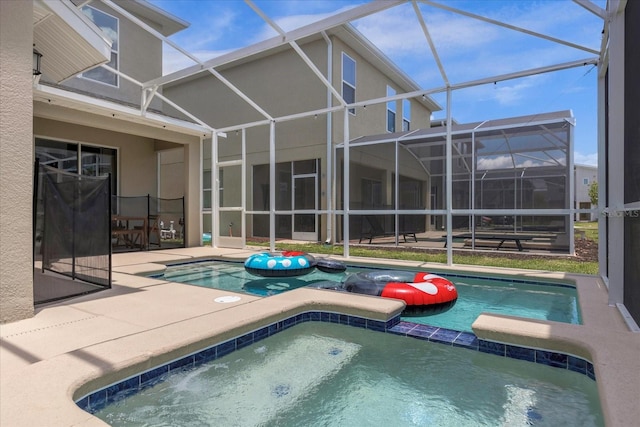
[245,251,316,277]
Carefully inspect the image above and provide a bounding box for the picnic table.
[443,233,540,251]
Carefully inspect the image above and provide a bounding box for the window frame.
[386,86,396,133]
[79,5,119,87]
[342,52,356,115]
[34,137,119,196]
[402,99,411,131]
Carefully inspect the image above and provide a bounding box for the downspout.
[322,31,333,244]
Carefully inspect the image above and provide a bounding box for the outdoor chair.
[358,215,418,244]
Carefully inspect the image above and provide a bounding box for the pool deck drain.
[1,247,639,426]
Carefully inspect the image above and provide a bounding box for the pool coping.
[1,246,639,426]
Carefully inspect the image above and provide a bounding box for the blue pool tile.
[429,328,460,344]
[267,322,281,336]
[349,316,367,329]
[506,345,536,363]
[309,311,322,321]
[216,340,236,358]
[568,356,587,375]
[297,313,308,323]
[169,355,194,372]
[536,350,567,368]
[253,327,269,342]
[320,312,332,322]
[409,324,439,340]
[587,362,596,380]
[106,377,139,403]
[283,317,297,329]
[195,347,216,365]
[453,332,479,349]
[386,316,401,329]
[478,340,506,356]
[387,322,415,336]
[366,319,387,332]
[140,365,168,389]
[236,334,254,350]
[76,396,89,411]
[337,314,348,325]
[88,389,107,413]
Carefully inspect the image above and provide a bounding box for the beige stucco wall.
[159,148,185,199]
[0,0,35,323]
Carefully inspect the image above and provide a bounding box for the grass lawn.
[574,221,599,242]
[249,241,599,275]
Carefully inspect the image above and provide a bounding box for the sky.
[150,0,606,166]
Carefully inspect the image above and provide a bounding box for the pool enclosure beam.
[421,0,600,56]
[604,2,625,307]
[445,88,453,265]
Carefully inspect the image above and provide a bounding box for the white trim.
[34,84,211,137]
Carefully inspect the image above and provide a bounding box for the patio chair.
[358,215,417,244]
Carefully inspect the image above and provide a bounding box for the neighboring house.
[163,24,440,245]
[574,164,597,221]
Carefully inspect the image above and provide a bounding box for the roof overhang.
[110,0,189,37]
[33,0,112,83]
[33,84,212,143]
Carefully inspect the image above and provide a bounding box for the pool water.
[155,261,580,332]
[92,322,603,426]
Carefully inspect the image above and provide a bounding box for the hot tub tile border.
[76,312,594,415]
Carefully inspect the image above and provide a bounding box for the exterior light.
[33,47,42,76]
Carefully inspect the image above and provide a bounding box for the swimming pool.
[153,260,580,332]
[87,322,603,426]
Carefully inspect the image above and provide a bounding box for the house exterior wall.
[164,33,434,242]
[57,1,164,110]
[0,0,35,323]
[330,36,432,142]
[159,148,185,199]
[575,164,597,221]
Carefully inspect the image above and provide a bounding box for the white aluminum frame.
[68,0,618,280]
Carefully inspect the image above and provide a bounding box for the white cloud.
[477,155,513,170]
[162,47,234,75]
[574,151,598,166]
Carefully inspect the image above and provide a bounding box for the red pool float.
[344,270,458,314]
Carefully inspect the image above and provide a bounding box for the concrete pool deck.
[1,247,638,426]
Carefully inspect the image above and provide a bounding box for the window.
[583,178,589,185]
[402,99,411,131]
[342,53,356,115]
[386,86,396,132]
[203,170,212,209]
[35,138,117,196]
[81,6,118,86]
